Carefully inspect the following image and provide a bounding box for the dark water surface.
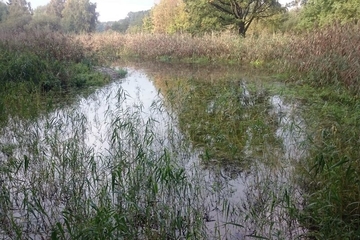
[0,62,308,239]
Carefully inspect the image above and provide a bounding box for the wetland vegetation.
[1,0,360,239]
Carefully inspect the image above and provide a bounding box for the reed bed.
[0,29,85,63]
[77,32,243,62]
[0,29,109,92]
[280,23,360,93]
[79,23,360,94]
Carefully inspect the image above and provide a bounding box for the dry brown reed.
[78,23,360,93]
[280,23,360,92]
[77,32,243,62]
[0,29,85,62]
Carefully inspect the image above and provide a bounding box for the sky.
[28,0,290,22]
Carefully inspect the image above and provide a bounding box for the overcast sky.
[27,0,290,22]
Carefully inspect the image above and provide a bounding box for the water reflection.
[0,63,307,239]
[146,64,308,239]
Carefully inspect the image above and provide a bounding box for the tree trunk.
[238,21,246,37]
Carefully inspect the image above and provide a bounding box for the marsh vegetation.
[1,0,360,239]
[1,62,359,239]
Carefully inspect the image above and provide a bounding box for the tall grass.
[295,89,360,239]
[279,23,360,94]
[0,29,109,92]
[77,32,243,62]
[79,23,360,94]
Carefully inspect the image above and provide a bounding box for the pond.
[0,62,309,239]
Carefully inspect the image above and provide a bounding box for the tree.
[298,0,360,29]
[47,0,65,18]
[151,0,189,33]
[208,0,284,37]
[1,0,32,31]
[61,0,98,33]
[184,0,228,34]
[28,5,62,31]
[126,11,150,33]
[111,19,129,33]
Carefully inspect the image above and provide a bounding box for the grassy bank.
[0,29,127,121]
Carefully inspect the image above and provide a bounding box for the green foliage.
[61,0,98,33]
[184,0,225,34]
[0,0,32,31]
[47,0,65,18]
[0,0,99,33]
[150,0,189,34]
[27,7,62,31]
[0,86,204,238]
[116,68,127,78]
[293,88,360,239]
[298,0,360,29]
[142,14,153,32]
[205,0,285,37]
[110,19,129,33]
[0,50,47,84]
[109,10,151,34]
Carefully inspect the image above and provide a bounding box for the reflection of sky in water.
[0,68,307,239]
[270,95,307,160]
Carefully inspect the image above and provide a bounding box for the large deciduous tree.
[208,0,283,37]
[183,0,226,34]
[61,0,98,33]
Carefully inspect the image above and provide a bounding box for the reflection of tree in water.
[146,64,306,238]
[154,75,281,167]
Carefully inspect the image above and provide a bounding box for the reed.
[0,29,108,92]
[79,23,360,95]
[0,86,206,239]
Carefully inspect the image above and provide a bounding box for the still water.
[0,63,308,239]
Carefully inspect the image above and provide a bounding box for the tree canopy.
[61,0,98,33]
[0,0,98,33]
[299,0,360,28]
[110,11,150,33]
[146,0,284,36]
[208,0,284,37]
[1,0,32,30]
[151,0,189,33]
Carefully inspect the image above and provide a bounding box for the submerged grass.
[296,92,360,239]
[266,81,360,239]
[0,85,205,239]
[79,27,360,238]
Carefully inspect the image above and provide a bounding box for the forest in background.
[1,0,359,36]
